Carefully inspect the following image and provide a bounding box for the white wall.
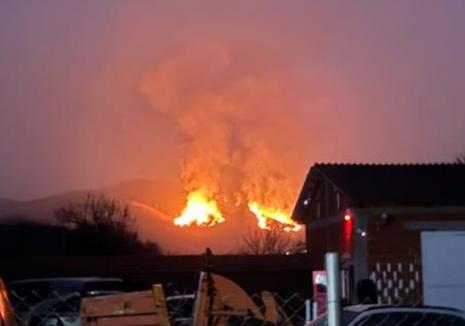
[422,231,465,311]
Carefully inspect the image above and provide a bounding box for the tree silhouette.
[455,154,465,164]
[237,224,304,255]
[55,193,161,256]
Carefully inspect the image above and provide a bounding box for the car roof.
[166,294,195,301]
[311,304,465,326]
[344,304,465,314]
[8,277,123,285]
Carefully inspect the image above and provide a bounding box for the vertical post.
[305,299,311,325]
[312,301,318,320]
[204,248,214,326]
[326,252,341,326]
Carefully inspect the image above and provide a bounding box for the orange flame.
[141,43,304,232]
[248,201,301,232]
[174,189,225,227]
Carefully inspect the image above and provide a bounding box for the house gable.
[293,163,465,224]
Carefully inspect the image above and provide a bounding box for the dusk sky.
[1,1,465,200]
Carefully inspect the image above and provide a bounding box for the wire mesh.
[6,289,465,326]
[9,290,81,326]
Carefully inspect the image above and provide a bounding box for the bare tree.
[237,224,304,255]
[55,193,137,234]
[55,193,161,255]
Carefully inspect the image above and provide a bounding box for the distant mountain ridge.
[0,178,303,254]
[0,178,182,221]
[0,191,88,224]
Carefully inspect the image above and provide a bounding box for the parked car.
[310,305,465,326]
[6,277,124,325]
[27,292,81,326]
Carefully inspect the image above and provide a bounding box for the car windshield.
[53,295,81,314]
[7,282,50,311]
[32,294,81,314]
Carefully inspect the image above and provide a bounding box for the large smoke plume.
[140,41,306,225]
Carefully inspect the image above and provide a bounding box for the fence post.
[326,252,341,326]
[312,300,318,320]
[305,299,311,325]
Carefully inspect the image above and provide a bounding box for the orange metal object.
[193,272,290,326]
[80,284,171,326]
[0,279,14,326]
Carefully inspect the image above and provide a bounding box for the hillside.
[0,179,286,254]
[0,191,88,224]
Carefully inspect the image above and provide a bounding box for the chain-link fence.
[7,289,309,326]
[9,290,81,326]
[7,290,465,325]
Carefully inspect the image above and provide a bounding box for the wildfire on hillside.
[172,189,301,232]
[140,42,304,233]
[247,202,301,232]
[173,188,224,227]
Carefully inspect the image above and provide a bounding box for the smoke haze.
[1,0,465,203]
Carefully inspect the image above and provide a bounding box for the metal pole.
[312,301,318,320]
[305,299,311,325]
[326,252,341,326]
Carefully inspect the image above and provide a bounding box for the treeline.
[0,194,161,257]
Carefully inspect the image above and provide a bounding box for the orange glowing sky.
[1,1,465,201]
